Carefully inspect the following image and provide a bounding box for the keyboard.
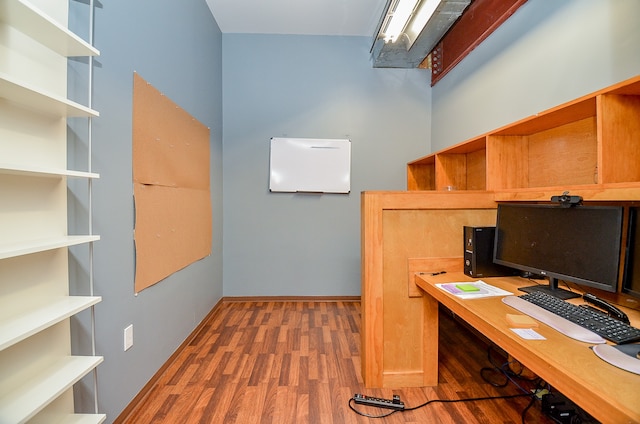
[506,291,640,344]
[502,295,606,344]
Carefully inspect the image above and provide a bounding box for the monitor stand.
[518,277,580,300]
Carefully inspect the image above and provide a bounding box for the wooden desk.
[415,272,640,424]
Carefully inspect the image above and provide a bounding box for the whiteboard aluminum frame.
[269,137,351,194]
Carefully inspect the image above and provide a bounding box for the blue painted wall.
[70,0,223,420]
[221,34,431,297]
[65,0,640,421]
[431,0,640,150]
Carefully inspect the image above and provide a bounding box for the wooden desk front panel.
[360,191,497,388]
[382,209,495,383]
[415,273,640,424]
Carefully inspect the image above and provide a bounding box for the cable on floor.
[349,344,549,422]
[348,393,535,419]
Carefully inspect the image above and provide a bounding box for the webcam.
[550,191,583,207]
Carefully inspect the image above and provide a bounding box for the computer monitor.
[493,203,624,300]
[623,207,640,299]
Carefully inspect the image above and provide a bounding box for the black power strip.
[352,393,405,410]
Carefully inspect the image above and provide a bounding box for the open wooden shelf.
[407,75,640,197]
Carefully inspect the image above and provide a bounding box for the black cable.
[404,392,534,412]
[481,365,509,387]
[478,343,550,423]
[347,399,396,418]
[350,344,549,419]
[480,344,540,388]
[348,393,535,419]
[520,393,538,424]
[481,344,511,387]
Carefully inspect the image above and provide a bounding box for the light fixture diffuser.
[371,0,470,68]
[382,0,419,43]
[407,0,442,44]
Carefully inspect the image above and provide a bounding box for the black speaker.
[464,226,515,278]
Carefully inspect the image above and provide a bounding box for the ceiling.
[205,0,388,37]
[203,0,504,72]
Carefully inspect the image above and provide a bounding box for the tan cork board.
[132,72,211,292]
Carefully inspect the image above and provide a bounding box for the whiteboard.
[269,137,351,193]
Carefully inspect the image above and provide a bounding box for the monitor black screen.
[493,203,623,299]
[623,207,640,299]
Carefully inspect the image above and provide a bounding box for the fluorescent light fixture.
[410,0,441,35]
[371,0,469,68]
[383,0,419,43]
[379,0,442,46]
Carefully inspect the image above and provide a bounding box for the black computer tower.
[464,226,516,278]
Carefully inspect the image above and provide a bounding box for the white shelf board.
[0,0,99,57]
[0,296,102,351]
[0,72,99,118]
[0,163,99,179]
[59,414,107,424]
[0,355,103,424]
[0,235,100,260]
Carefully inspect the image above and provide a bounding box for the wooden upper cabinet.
[407,75,640,200]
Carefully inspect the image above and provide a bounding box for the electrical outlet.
[124,324,133,351]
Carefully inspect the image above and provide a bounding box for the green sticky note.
[456,283,480,292]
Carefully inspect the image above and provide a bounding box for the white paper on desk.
[511,328,546,340]
[435,280,513,299]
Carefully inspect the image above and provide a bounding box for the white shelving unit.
[0,296,102,351]
[0,0,104,422]
[0,356,104,423]
[0,0,99,57]
[0,163,100,179]
[0,236,101,260]
[0,71,99,117]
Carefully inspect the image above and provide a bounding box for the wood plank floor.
[122,300,554,423]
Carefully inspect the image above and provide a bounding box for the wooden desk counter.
[415,272,640,424]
